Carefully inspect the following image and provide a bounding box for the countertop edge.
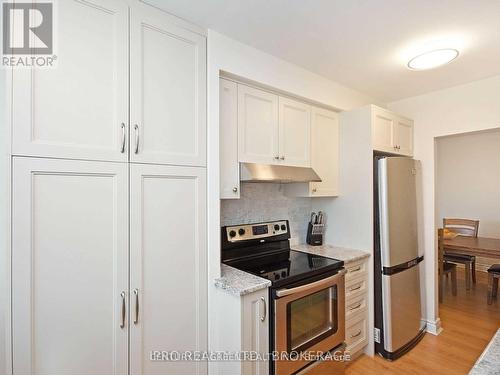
[214,264,271,297]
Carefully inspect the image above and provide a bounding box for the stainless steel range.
[221,220,347,375]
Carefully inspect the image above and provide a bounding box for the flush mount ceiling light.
[407,48,459,70]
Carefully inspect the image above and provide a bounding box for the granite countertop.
[292,243,370,263]
[214,264,271,296]
[469,329,500,375]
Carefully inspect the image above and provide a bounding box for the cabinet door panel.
[394,118,414,156]
[372,110,394,153]
[279,97,311,167]
[12,0,128,161]
[130,5,206,166]
[220,79,240,199]
[310,107,339,196]
[12,157,128,375]
[238,85,279,164]
[130,164,207,375]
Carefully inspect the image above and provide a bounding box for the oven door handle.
[275,269,346,297]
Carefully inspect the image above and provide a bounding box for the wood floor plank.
[346,270,500,374]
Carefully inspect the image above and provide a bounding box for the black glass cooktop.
[224,250,344,288]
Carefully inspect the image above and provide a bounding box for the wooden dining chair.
[438,228,457,303]
[443,218,479,290]
[487,264,500,305]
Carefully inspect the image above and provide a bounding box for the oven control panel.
[225,220,289,242]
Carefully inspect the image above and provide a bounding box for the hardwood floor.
[346,269,500,374]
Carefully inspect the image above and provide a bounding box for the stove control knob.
[281,224,286,231]
[229,230,236,238]
[274,224,280,231]
[238,228,245,236]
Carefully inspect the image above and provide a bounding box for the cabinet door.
[238,85,279,164]
[11,0,128,162]
[242,290,269,375]
[372,108,395,153]
[310,107,339,196]
[130,164,207,375]
[12,157,128,375]
[394,117,414,156]
[220,79,240,199]
[130,4,206,166]
[279,97,311,167]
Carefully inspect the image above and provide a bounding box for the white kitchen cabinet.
[344,258,369,360]
[130,4,206,166]
[238,84,279,164]
[371,106,413,156]
[285,107,339,197]
[11,0,129,162]
[220,79,240,199]
[278,97,311,167]
[12,157,129,375]
[214,288,269,375]
[129,164,207,375]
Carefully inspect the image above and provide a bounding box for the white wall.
[388,74,500,333]
[436,129,500,271]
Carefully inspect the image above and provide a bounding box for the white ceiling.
[144,0,500,102]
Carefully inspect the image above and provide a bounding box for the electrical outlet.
[374,328,381,343]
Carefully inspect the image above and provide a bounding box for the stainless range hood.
[240,163,321,183]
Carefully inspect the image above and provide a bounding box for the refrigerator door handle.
[382,255,424,276]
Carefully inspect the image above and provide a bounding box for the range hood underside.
[240,163,321,183]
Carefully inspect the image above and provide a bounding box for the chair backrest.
[443,218,479,237]
[438,228,444,276]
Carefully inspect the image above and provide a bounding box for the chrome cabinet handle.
[274,156,280,160]
[133,288,139,325]
[120,291,126,329]
[350,330,362,338]
[350,266,361,272]
[260,297,267,322]
[232,187,238,193]
[134,124,139,154]
[279,156,285,160]
[349,284,362,292]
[312,188,317,193]
[120,123,126,153]
[349,303,362,311]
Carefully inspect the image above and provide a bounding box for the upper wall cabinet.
[372,106,413,156]
[11,1,207,167]
[285,107,339,197]
[238,84,280,164]
[11,0,129,162]
[278,97,311,167]
[130,6,206,166]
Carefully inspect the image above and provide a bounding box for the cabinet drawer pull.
[349,285,362,292]
[232,187,238,193]
[260,297,267,322]
[349,303,362,311]
[350,330,362,339]
[350,266,362,272]
[279,156,285,160]
[134,124,140,154]
[133,288,139,325]
[119,291,126,329]
[120,123,126,153]
[274,156,280,160]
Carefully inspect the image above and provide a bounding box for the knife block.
[306,222,324,246]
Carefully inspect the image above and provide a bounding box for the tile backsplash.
[221,183,312,244]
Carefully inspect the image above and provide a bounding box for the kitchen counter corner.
[214,264,271,296]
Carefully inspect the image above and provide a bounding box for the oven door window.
[287,286,338,352]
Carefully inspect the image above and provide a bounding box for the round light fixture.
[407,48,459,70]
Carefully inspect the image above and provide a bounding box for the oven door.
[274,269,345,375]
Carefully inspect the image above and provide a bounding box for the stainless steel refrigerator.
[374,156,426,360]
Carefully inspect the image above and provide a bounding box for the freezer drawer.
[381,264,422,352]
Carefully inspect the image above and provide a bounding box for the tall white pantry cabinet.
[4,1,207,375]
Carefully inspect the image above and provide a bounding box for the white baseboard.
[425,318,443,336]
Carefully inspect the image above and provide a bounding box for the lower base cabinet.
[11,157,207,375]
[213,288,269,375]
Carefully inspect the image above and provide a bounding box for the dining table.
[444,235,500,259]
